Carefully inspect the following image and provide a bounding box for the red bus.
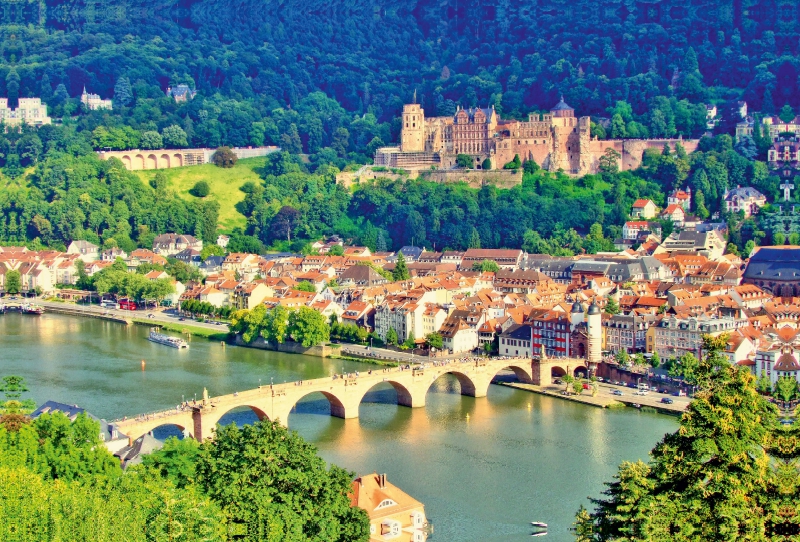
[119,299,138,311]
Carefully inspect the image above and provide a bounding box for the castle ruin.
[375,97,698,176]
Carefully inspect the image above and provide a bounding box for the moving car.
[660,397,674,404]
[611,389,624,396]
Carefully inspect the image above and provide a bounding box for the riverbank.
[131,319,229,341]
[499,382,689,415]
[39,303,132,325]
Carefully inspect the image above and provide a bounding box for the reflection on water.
[1,314,677,542]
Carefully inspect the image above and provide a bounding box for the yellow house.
[351,473,430,542]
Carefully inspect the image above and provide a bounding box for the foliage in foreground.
[574,336,795,541]
[0,377,369,541]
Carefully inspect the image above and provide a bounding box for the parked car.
[611,389,624,396]
[582,383,591,389]
[554,378,563,385]
[179,317,186,321]
[660,397,674,404]
[596,377,604,382]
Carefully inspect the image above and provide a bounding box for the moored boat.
[147,328,189,349]
[21,304,44,315]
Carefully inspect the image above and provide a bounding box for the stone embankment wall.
[337,167,524,189]
[232,335,336,357]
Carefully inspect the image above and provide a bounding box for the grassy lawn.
[133,157,267,231]
[132,319,229,340]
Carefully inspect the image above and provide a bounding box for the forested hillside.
[4,0,800,151]
[0,0,794,254]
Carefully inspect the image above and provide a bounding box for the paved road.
[35,299,230,332]
[339,343,470,363]
[595,381,692,410]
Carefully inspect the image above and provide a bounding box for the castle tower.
[401,104,425,152]
[586,302,602,365]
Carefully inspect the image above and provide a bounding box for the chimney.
[379,473,387,488]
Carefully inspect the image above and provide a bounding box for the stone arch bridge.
[113,356,588,443]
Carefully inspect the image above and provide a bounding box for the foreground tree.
[575,335,781,541]
[196,420,370,542]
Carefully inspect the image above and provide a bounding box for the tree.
[523,158,540,174]
[573,379,584,395]
[323,244,343,257]
[393,252,410,281]
[331,127,350,157]
[604,297,621,315]
[162,125,188,148]
[456,154,473,168]
[263,305,290,343]
[190,180,210,197]
[195,421,369,542]
[779,104,795,123]
[113,76,133,107]
[5,270,21,294]
[294,281,317,293]
[598,148,621,175]
[211,146,237,168]
[385,328,398,346]
[5,68,19,109]
[481,158,492,170]
[399,331,416,351]
[52,83,69,106]
[140,131,163,149]
[425,332,443,350]
[562,374,575,394]
[271,206,301,242]
[471,259,500,272]
[575,335,778,541]
[503,154,522,170]
[774,375,798,403]
[288,306,330,346]
[614,349,630,366]
[650,351,661,369]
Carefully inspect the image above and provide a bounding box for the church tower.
[401,103,425,152]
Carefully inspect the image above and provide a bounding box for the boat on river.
[21,304,44,315]
[148,329,189,349]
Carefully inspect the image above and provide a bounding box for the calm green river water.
[0,313,676,541]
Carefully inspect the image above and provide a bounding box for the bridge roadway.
[114,356,588,443]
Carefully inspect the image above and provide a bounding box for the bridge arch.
[203,404,270,433]
[282,389,350,424]
[551,366,567,378]
[134,154,145,170]
[427,369,479,397]
[357,379,422,409]
[159,154,171,168]
[121,155,132,170]
[117,410,196,443]
[489,363,533,384]
[146,154,158,169]
[173,153,183,167]
[573,366,588,378]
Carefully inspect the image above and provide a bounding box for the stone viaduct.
[113,356,588,443]
[96,146,279,171]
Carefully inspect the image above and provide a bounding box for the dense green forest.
[4,0,800,157]
[1,0,798,253]
[0,125,782,254]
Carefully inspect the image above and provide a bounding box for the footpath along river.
[0,313,676,541]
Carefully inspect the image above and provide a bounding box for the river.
[0,313,676,541]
